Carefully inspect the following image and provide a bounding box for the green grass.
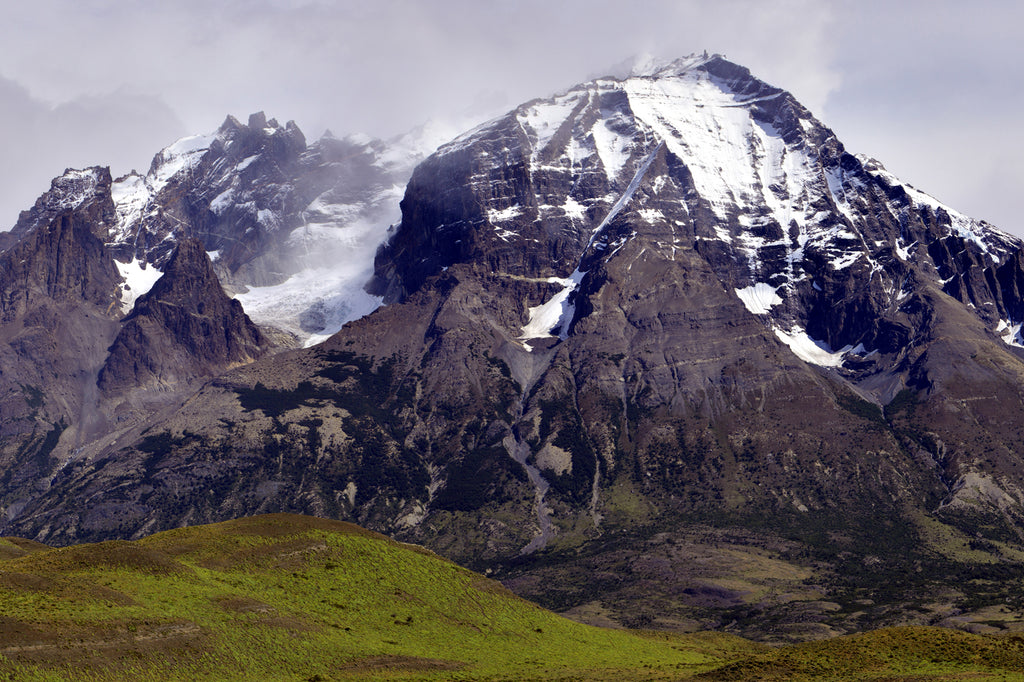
[2,514,1024,681]
[0,514,716,680]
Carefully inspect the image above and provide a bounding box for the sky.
[1,0,1021,235]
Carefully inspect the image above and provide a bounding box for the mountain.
[4,54,1024,640]
[0,114,436,538]
[97,237,266,397]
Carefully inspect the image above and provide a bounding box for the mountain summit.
[4,55,1024,639]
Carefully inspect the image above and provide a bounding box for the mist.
[1,1,1021,235]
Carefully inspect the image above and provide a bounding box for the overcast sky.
[2,0,1021,236]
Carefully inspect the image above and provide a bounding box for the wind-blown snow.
[736,283,783,314]
[236,267,383,347]
[115,258,163,314]
[236,184,403,346]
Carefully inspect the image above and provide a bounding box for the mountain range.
[2,53,1024,641]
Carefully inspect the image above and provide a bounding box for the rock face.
[0,157,272,529]
[0,192,124,521]
[3,167,117,249]
[6,55,1024,639]
[109,112,308,282]
[98,238,266,394]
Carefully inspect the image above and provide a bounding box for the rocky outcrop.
[98,238,266,394]
[0,211,120,324]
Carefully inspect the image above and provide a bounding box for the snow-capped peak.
[627,51,720,79]
[145,133,216,194]
[600,51,719,81]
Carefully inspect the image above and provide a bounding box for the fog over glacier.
[1,0,1021,236]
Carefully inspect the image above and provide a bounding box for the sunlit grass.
[2,514,1023,680]
[0,514,717,680]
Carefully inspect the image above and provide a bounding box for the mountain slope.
[98,237,266,396]
[5,55,1024,639]
[0,513,723,680]
[0,114,442,538]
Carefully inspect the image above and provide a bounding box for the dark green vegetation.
[698,626,1024,680]
[0,514,1023,681]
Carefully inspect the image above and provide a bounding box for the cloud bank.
[0,1,1020,235]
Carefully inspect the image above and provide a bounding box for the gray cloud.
[819,0,1024,232]
[0,1,1020,235]
[0,77,185,229]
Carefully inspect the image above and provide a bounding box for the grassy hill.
[0,513,1022,681]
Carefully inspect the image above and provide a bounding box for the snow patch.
[735,283,783,315]
[519,271,585,346]
[115,259,163,314]
[488,205,523,223]
[149,133,215,194]
[257,209,281,230]
[210,187,236,215]
[997,319,1024,348]
[562,196,587,222]
[235,155,259,171]
[587,142,663,249]
[517,93,580,160]
[894,241,915,261]
[774,326,868,368]
[830,251,861,270]
[110,173,151,241]
[637,208,665,224]
[591,117,632,181]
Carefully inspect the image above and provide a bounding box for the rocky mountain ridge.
[3,54,1024,639]
[0,113,437,534]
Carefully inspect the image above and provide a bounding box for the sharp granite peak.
[375,51,1022,389]
[4,54,1024,640]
